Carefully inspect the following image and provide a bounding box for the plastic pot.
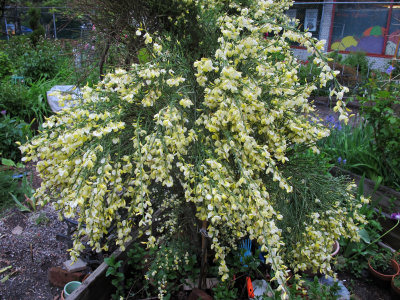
[64,281,82,298]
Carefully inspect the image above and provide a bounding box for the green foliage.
[0,36,73,83]
[327,51,343,63]
[28,7,45,45]
[35,212,50,225]
[394,274,400,288]
[0,52,13,79]
[305,277,340,300]
[358,78,400,190]
[0,114,32,161]
[0,160,32,214]
[212,281,238,300]
[10,175,36,213]
[0,169,20,213]
[105,241,198,299]
[369,248,394,274]
[21,41,65,82]
[334,177,383,278]
[342,51,370,77]
[0,74,67,128]
[268,276,341,299]
[297,56,330,97]
[318,122,383,183]
[105,254,125,300]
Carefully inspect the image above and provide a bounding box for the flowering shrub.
[21,0,365,297]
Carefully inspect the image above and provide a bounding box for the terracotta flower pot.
[368,258,400,281]
[331,241,340,257]
[392,274,400,296]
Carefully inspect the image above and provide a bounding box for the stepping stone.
[11,226,23,235]
[63,258,87,272]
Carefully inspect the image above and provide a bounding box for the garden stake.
[198,220,208,289]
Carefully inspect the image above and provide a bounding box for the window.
[330,1,390,55]
[290,1,323,39]
[385,5,400,55]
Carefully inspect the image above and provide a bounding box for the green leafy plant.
[394,274,400,288]
[335,176,382,278]
[212,281,238,300]
[0,114,32,161]
[0,159,33,214]
[342,51,370,78]
[358,77,400,190]
[305,276,340,300]
[369,248,395,274]
[105,255,125,300]
[35,212,50,225]
[105,241,198,299]
[318,121,385,184]
[10,173,36,213]
[267,276,341,299]
[28,7,45,46]
[0,52,13,79]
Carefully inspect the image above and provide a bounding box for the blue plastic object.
[239,239,252,267]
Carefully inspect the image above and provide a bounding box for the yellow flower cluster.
[21,0,363,298]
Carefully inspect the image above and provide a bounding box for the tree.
[22,0,364,297]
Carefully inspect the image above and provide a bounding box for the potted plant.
[392,274,400,296]
[368,250,399,282]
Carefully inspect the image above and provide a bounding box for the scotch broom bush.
[21,0,365,298]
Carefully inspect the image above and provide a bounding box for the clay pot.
[331,241,340,257]
[391,274,400,296]
[368,258,400,281]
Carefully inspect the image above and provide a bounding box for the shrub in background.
[0,52,13,80]
[28,7,45,46]
[0,113,32,161]
[359,77,400,190]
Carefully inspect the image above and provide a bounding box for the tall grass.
[318,121,384,184]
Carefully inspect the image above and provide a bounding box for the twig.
[30,244,33,262]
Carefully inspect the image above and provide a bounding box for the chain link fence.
[1,6,90,40]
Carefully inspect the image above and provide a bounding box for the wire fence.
[1,6,90,41]
[2,2,399,57]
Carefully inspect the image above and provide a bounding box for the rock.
[319,276,350,300]
[46,85,80,113]
[11,226,23,235]
[63,258,87,272]
[48,267,83,287]
[183,278,218,290]
[188,288,213,300]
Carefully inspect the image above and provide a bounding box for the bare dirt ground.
[0,206,69,300]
